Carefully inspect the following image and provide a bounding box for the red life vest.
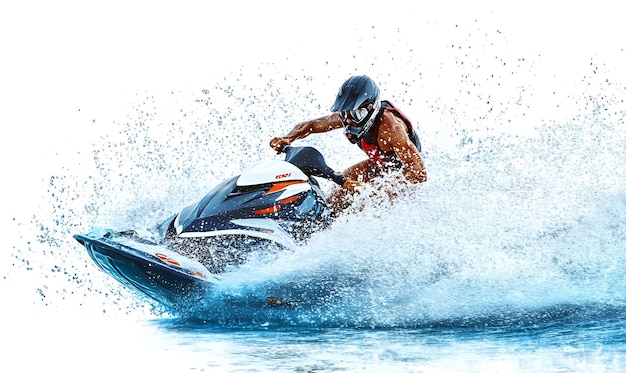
[357,101,422,171]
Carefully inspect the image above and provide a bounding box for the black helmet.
[330,76,381,144]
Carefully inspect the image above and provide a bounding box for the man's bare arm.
[270,113,343,152]
[379,115,427,183]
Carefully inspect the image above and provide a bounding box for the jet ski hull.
[74,146,344,309]
[74,231,214,307]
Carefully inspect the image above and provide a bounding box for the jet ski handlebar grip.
[330,172,347,186]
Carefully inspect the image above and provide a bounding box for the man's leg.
[326,160,375,214]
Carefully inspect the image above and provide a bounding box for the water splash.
[9,19,625,328]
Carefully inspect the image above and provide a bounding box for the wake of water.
[8,23,626,332]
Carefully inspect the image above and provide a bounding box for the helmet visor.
[340,107,369,126]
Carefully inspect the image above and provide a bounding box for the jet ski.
[74,146,346,309]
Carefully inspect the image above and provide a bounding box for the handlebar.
[278,144,291,154]
[281,146,346,186]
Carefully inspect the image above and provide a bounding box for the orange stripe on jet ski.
[265,180,307,195]
[254,205,281,215]
[190,270,207,279]
[280,195,300,204]
[155,253,181,267]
